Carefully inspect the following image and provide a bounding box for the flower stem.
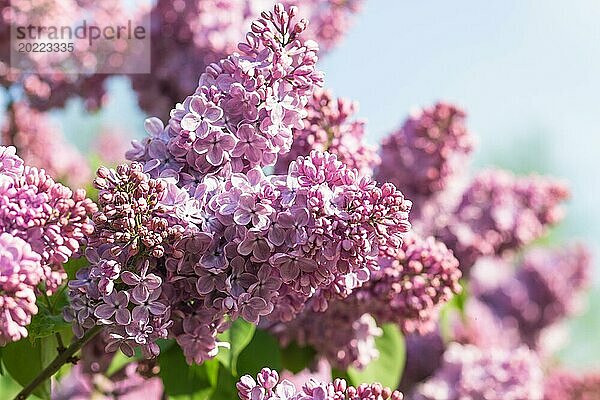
[13,325,102,400]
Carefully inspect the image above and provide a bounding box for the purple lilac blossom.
[274,88,380,176]
[358,234,462,334]
[376,102,474,215]
[473,244,591,349]
[131,0,361,119]
[274,234,459,368]
[128,3,324,181]
[237,367,403,400]
[65,163,183,357]
[69,148,410,363]
[0,146,97,293]
[437,169,569,274]
[413,343,544,400]
[0,145,24,178]
[0,232,43,344]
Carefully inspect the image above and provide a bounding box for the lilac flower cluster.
[274,89,380,176]
[168,149,410,364]
[65,163,184,356]
[0,232,43,344]
[414,343,544,400]
[473,244,591,348]
[128,3,324,182]
[277,304,382,370]
[357,234,462,334]
[376,102,474,209]
[0,146,97,293]
[438,169,569,273]
[131,0,361,118]
[237,368,403,400]
[2,102,91,186]
[275,234,459,369]
[543,370,600,400]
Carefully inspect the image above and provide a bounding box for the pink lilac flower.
[413,343,544,400]
[376,102,474,216]
[0,147,97,292]
[65,163,182,355]
[543,370,600,400]
[357,234,462,334]
[131,0,361,119]
[274,234,458,368]
[129,3,324,184]
[80,5,411,365]
[0,232,43,344]
[1,102,91,187]
[237,367,404,400]
[438,169,569,274]
[473,244,591,349]
[274,89,380,176]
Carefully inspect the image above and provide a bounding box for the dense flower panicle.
[414,343,544,400]
[356,234,462,334]
[128,3,324,184]
[274,234,457,368]
[237,368,403,400]
[1,102,91,186]
[65,163,184,357]
[131,0,360,118]
[0,148,97,292]
[71,144,411,363]
[438,169,569,273]
[376,102,474,209]
[543,370,600,400]
[170,150,410,363]
[274,89,380,176]
[0,232,43,344]
[276,305,382,370]
[473,244,591,348]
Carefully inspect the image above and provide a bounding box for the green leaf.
[28,288,71,340]
[158,345,219,398]
[281,341,316,374]
[237,329,282,377]
[215,319,255,376]
[208,366,238,400]
[2,336,57,399]
[347,323,405,389]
